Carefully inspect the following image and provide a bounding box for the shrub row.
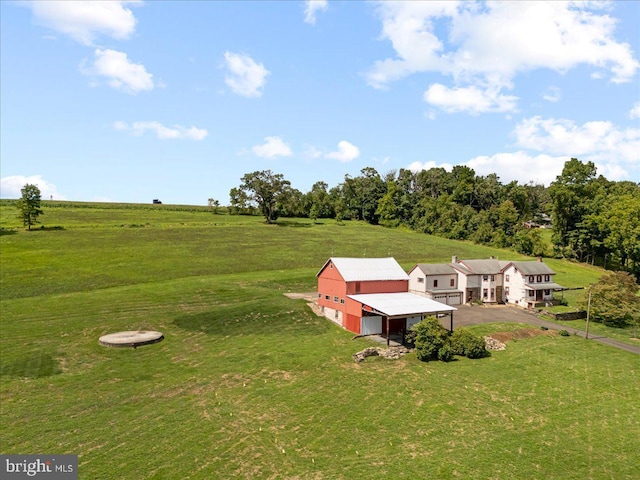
[410,317,487,362]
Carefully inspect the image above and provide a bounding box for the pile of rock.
[353,346,411,363]
[484,336,506,351]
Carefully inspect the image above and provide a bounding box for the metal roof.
[524,282,565,290]
[318,257,409,282]
[507,261,556,276]
[457,259,509,274]
[348,292,456,318]
[412,263,458,275]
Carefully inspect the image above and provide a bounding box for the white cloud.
[514,116,640,164]
[24,0,140,46]
[304,0,328,25]
[541,86,562,103]
[630,102,640,120]
[304,145,323,159]
[252,136,293,158]
[1,175,65,200]
[223,52,270,98]
[114,121,208,140]
[466,152,569,186]
[82,48,154,94]
[367,1,639,113]
[325,141,360,162]
[424,83,518,114]
[407,161,455,173]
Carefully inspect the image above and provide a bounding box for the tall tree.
[233,170,291,224]
[583,272,640,327]
[342,167,386,224]
[549,158,598,258]
[17,183,43,230]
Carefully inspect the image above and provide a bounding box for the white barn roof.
[318,257,409,282]
[348,292,456,318]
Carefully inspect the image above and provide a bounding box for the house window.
[450,279,455,287]
[529,276,534,283]
[325,295,330,300]
[528,290,534,297]
[545,290,551,296]
[417,277,424,283]
[340,299,345,304]
[483,275,488,281]
[433,279,438,288]
[333,296,339,303]
[545,275,550,282]
[330,263,333,269]
[505,286,510,296]
[483,288,488,299]
[318,293,322,298]
[506,274,510,282]
[537,275,542,282]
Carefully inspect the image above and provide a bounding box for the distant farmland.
[1,202,637,479]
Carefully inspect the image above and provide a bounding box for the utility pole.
[585,287,592,340]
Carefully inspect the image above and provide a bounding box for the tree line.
[230,159,640,275]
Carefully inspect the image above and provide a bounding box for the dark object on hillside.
[153,199,162,204]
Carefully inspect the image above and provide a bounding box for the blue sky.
[1,1,639,205]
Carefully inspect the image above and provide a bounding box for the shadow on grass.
[28,226,66,232]
[0,352,62,378]
[0,228,17,236]
[275,221,313,228]
[173,309,332,337]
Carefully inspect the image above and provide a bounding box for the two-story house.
[408,263,463,305]
[501,259,563,308]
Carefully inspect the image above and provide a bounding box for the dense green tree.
[583,272,640,327]
[415,167,451,199]
[342,167,386,224]
[600,194,640,274]
[233,170,291,223]
[549,158,598,257]
[228,187,254,215]
[411,317,451,362]
[17,183,43,230]
[306,181,333,221]
[514,228,547,257]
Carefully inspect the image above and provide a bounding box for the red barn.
[317,257,455,340]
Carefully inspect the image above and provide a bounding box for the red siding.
[344,314,361,334]
[345,280,408,295]
[317,260,409,335]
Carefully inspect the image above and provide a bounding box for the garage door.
[361,316,382,335]
[447,293,462,305]
[433,294,448,305]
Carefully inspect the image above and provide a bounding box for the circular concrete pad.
[99,330,164,348]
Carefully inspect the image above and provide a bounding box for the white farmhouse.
[501,260,564,308]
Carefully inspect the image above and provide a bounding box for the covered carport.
[348,292,457,346]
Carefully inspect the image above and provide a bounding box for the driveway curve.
[451,304,640,355]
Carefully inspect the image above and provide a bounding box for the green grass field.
[1,202,638,479]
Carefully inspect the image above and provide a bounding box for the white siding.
[361,316,383,335]
[408,269,427,294]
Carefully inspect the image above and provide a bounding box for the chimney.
[452,255,458,264]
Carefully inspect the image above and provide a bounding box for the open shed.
[348,292,457,345]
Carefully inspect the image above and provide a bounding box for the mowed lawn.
[1,203,638,479]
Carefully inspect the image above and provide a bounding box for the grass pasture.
[1,202,639,479]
